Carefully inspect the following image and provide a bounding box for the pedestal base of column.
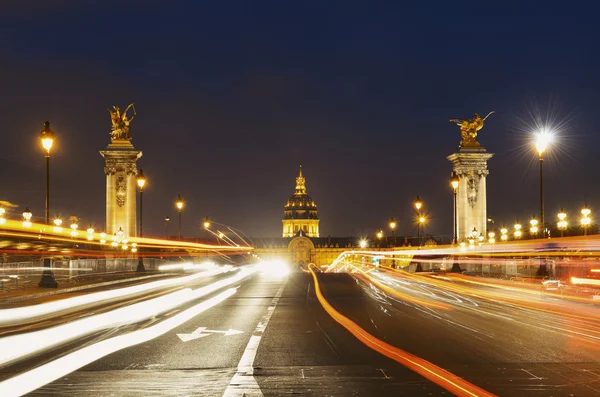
[38,258,58,288]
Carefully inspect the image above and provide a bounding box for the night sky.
[1,2,599,241]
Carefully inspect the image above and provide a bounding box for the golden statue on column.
[449,111,494,147]
[108,103,136,142]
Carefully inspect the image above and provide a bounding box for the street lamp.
[488,231,496,244]
[359,239,367,249]
[514,222,522,239]
[40,121,55,225]
[165,216,170,239]
[53,216,63,233]
[529,217,539,236]
[534,128,553,237]
[203,217,211,229]
[176,195,184,240]
[389,217,396,247]
[414,196,423,247]
[376,230,383,239]
[500,227,508,241]
[557,209,568,237]
[581,206,591,236]
[39,122,58,288]
[22,208,32,227]
[70,220,79,238]
[136,169,147,272]
[136,169,146,237]
[451,172,459,244]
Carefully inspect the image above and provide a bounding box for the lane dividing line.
[223,280,287,397]
[310,268,497,397]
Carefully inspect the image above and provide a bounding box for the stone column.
[99,141,142,237]
[447,146,493,242]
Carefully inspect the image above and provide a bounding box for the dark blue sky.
[0,2,599,240]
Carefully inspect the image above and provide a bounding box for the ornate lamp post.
[414,196,423,247]
[450,172,459,244]
[39,122,58,288]
[136,169,146,237]
[529,217,539,236]
[22,208,32,228]
[500,227,508,241]
[514,222,522,239]
[581,206,591,236]
[136,170,147,272]
[176,195,184,240]
[534,129,553,237]
[389,217,396,268]
[557,209,567,237]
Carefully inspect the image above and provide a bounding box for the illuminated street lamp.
[376,230,383,239]
[53,217,63,233]
[100,231,107,244]
[87,226,94,241]
[203,217,211,229]
[514,222,522,239]
[581,206,591,236]
[70,221,79,238]
[557,209,568,237]
[165,216,170,239]
[414,196,423,247]
[136,169,146,237]
[500,227,508,241]
[529,217,539,236]
[359,239,367,249]
[488,231,496,244]
[389,217,396,247]
[451,172,459,244]
[534,128,553,237]
[39,121,55,225]
[22,208,32,227]
[176,195,184,240]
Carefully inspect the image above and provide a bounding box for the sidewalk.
[0,271,180,307]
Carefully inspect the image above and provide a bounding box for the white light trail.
[0,288,237,397]
[0,267,256,367]
[0,266,231,326]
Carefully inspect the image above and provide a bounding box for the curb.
[1,273,171,304]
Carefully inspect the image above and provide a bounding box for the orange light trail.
[309,267,497,397]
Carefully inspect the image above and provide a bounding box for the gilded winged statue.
[449,111,494,147]
[108,103,136,141]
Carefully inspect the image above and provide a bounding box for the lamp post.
[557,209,567,237]
[514,222,522,239]
[451,172,459,244]
[136,169,147,272]
[414,196,423,247]
[136,169,146,237]
[203,217,211,229]
[176,195,184,240]
[389,217,396,268]
[535,129,552,237]
[39,122,58,288]
[581,206,591,236]
[165,216,170,239]
[529,217,539,236]
[500,227,508,242]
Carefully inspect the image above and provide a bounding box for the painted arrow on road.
[177,326,244,342]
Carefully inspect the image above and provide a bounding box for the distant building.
[254,165,437,268]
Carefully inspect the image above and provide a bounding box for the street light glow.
[39,122,55,154]
[414,196,422,211]
[359,239,367,249]
[203,217,211,229]
[389,217,396,230]
[136,169,146,190]
[534,128,553,155]
[176,195,184,211]
[450,172,459,190]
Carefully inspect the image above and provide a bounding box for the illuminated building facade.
[282,166,319,238]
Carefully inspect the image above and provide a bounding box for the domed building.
[282,165,320,238]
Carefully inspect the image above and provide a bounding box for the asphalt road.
[3,268,600,396]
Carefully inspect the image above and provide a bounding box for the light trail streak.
[0,288,237,397]
[0,219,253,253]
[0,267,255,366]
[0,266,231,326]
[308,267,496,397]
[352,269,451,310]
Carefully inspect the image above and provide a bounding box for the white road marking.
[177,327,244,341]
[223,281,287,397]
